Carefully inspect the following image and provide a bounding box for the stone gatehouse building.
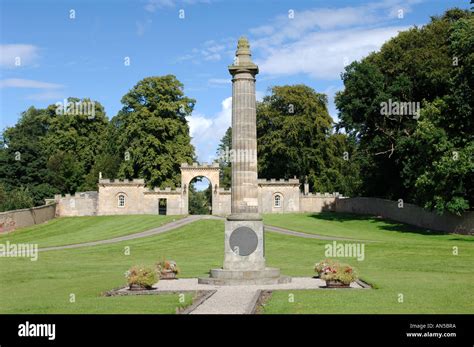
[49,163,342,217]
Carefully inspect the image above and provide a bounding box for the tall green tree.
[0,183,34,212]
[216,127,232,188]
[112,75,195,188]
[0,107,56,205]
[41,97,109,192]
[0,98,109,206]
[335,8,473,214]
[188,180,212,215]
[256,85,360,195]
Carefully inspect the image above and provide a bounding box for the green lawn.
[0,213,473,313]
[0,215,182,248]
[262,213,474,313]
[263,212,452,243]
[0,218,218,314]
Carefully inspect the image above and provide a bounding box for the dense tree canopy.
[256,85,360,195]
[112,75,195,188]
[0,98,107,209]
[188,179,212,215]
[216,127,232,188]
[0,76,195,210]
[335,9,473,214]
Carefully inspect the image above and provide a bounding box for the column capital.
[228,36,259,76]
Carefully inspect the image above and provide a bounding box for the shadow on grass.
[309,212,447,236]
[448,237,474,242]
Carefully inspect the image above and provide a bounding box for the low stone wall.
[335,197,474,235]
[0,204,56,233]
[299,193,340,213]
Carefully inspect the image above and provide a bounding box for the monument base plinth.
[198,268,292,285]
[199,216,291,285]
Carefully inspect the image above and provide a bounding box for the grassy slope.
[263,212,455,242]
[262,213,474,313]
[0,219,218,314]
[0,215,473,313]
[0,215,182,248]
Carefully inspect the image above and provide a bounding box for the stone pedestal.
[199,214,290,285]
[223,216,265,271]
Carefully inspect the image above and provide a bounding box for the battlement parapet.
[53,191,98,200]
[99,178,145,185]
[258,178,300,185]
[144,187,182,194]
[181,162,219,169]
[303,192,342,198]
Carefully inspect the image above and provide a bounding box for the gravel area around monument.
[113,277,365,314]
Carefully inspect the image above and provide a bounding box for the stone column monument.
[199,37,290,285]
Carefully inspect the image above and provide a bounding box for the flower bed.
[125,265,157,290]
[157,259,180,280]
[314,259,358,288]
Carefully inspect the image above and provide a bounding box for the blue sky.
[0,0,469,164]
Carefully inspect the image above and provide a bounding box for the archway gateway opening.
[180,163,220,215]
[188,176,212,215]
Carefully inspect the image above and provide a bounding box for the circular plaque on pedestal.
[229,227,258,256]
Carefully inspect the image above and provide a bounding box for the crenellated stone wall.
[49,191,98,217]
[50,170,343,217]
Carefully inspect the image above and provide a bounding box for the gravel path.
[115,277,365,314]
[38,215,219,252]
[189,277,364,314]
[190,286,258,314]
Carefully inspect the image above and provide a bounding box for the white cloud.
[208,78,231,86]
[145,0,211,12]
[249,25,275,36]
[186,97,232,162]
[145,0,174,12]
[0,78,64,102]
[249,0,423,80]
[176,37,235,64]
[0,78,63,89]
[203,52,221,61]
[0,44,39,68]
[322,85,343,122]
[256,26,409,80]
[251,7,379,48]
[186,91,266,162]
[136,19,153,36]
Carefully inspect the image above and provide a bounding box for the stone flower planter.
[325,280,351,288]
[129,284,154,291]
[160,271,177,280]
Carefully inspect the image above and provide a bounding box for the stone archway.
[180,163,220,215]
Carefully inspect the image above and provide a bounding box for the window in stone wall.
[274,194,282,208]
[118,194,126,207]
